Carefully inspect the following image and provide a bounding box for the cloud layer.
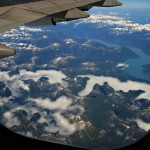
[0,70,85,136]
[0,69,150,136]
[0,70,68,97]
[78,75,150,101]
[134,119,150,132]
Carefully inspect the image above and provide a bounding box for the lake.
[89,37,150,83]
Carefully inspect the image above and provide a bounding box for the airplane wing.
[0,0,122,58]
[0,0,122,33]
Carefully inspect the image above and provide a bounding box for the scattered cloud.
[0,70,68,97]
[82,62,96,67]
[28,96,84,135]
[3,111,21,128]
[19,26,44,32]
[0,26,54,52]
[81,62,96,71]
[51,56,75,65]
[75,13,150,34]
[29,96,73,111]
[1,95,84,136]
[43,35,48,39]
[44,111,78,136]
[0,69,150,136]
[0,66,149,137]
[64,38,76,44]
[26,132,34,138]
[51,43,60,49]
[116,63,129,68]
[0,69,86,136]
[116,130,124,136]
[0,71,30,97]
[0,97,10,106]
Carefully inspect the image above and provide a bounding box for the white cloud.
[26,132,33,138]
[29,96,73,111]
[19,70,68,85]
[2,105,40,129]
[0,69,87,136]
[82,62,96,68]
[116,130,123,136]
[75,13,150,34]
[1,42,41,51]
[26,44,41,51]
[53,112,77,136]
[43,35,48,39]
[31,56,39,64]
[28,96,84,136]
[37,116,48,124]
[51,56,75,65]
[116,63,129,68]
[134,119,150,132]
[82,62,95,67]
[0,26,43,42]
[81,62,96,71]
[3,111,21,128]
[44,112,77,136]
[0,26,53,52]
[0,70,68,97]
[0,97,10,106]
[52,57,63,64]
[99,129,106,138]
[0,71,29,97]
[19,26,44,32]
[51,43,60,49]
[78,75,150,101]
[64,38,76,44]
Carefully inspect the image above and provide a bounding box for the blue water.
[125,46,150,82]
[89,38,150,82]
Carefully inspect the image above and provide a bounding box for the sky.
[119,0,150,9]
[91,0,150,13]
